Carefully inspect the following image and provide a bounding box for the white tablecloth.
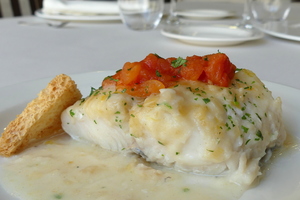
[0,2,300,200]
[0,2,299,90]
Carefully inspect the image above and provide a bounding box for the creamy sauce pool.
[0,134,248,200]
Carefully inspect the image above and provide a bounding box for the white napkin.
[42,0,119,15]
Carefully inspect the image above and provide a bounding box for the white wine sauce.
[0,134,260,200]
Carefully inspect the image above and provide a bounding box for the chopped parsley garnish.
[157,102,172,109]
[154,53,163,58]
[244,86,253,90]
[89,87,97,96]
[156,70,162,77]
[186,87,192,92]
[241,125,249,133]
[158,141,164,145]
[245,139,251,145]
[242,113,251,120]
[228,115,236,127]
[233,94,239,106]
[107,91,112,99]
[69,109,75,117]
[171,57,187,68]
[223,104,228,112]
[255,130,263,141]
[203,98,211,104]
[79,98,85,105]
[183,188,190,192]
[106,76,119,82]
[54,193,63,199]
[225,122,231,130]
[256,113,262,121]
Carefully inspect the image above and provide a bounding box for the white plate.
[176,9,235,20]
[35,9,121,22]
[255,21,300,42]
[0,71,300,200]
[161,25,264,46]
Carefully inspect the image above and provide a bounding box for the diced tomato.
[102,70,122,87]
[180,55,205,81]
[141,53,159,71]
[102,53,236,97]
[120,62,141,85]
[202,53,236,87]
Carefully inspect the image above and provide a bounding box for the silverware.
[18,20,69,28]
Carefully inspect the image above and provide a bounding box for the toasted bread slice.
[0,74,82,157]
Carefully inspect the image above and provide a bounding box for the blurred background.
[0,0,298,18]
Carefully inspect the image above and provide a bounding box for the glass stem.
[238,0,252,29]
[170,0,176,17]
[242,0,251,23]
[166,0,179,24]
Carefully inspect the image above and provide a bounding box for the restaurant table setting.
[35,0,121,22]
[0,0,300,199]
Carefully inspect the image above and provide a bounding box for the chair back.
[0,0,43,18]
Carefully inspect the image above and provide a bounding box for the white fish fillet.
[61,69,286,185]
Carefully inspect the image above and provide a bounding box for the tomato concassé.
[102,53,237,98]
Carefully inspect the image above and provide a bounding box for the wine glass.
[165,0,180,25]
[237,0,253,29]
[118,0,164,31]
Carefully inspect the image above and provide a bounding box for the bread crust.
[0,74,82,157]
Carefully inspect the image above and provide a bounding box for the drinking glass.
[118,0,164,31]
[237,0,253,29]
[166,0,180,25]
[249,0,291,23]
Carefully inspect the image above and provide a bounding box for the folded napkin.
[42,0,119,15]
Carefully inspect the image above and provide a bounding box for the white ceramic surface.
[0,71,300,200]
[256,21,300,41]
[35,9,121,22]
[176,9,235,20]
[161,25,264,46]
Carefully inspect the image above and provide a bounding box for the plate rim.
[0,70,300,200]
[256,21,300,42]
[161,25,265,45]
[35,9,121,22]
[176,9,235,20]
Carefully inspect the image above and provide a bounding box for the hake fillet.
[61,69,286,185]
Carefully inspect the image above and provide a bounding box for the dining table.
[0,1,300,200]
[0,1,299,90]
